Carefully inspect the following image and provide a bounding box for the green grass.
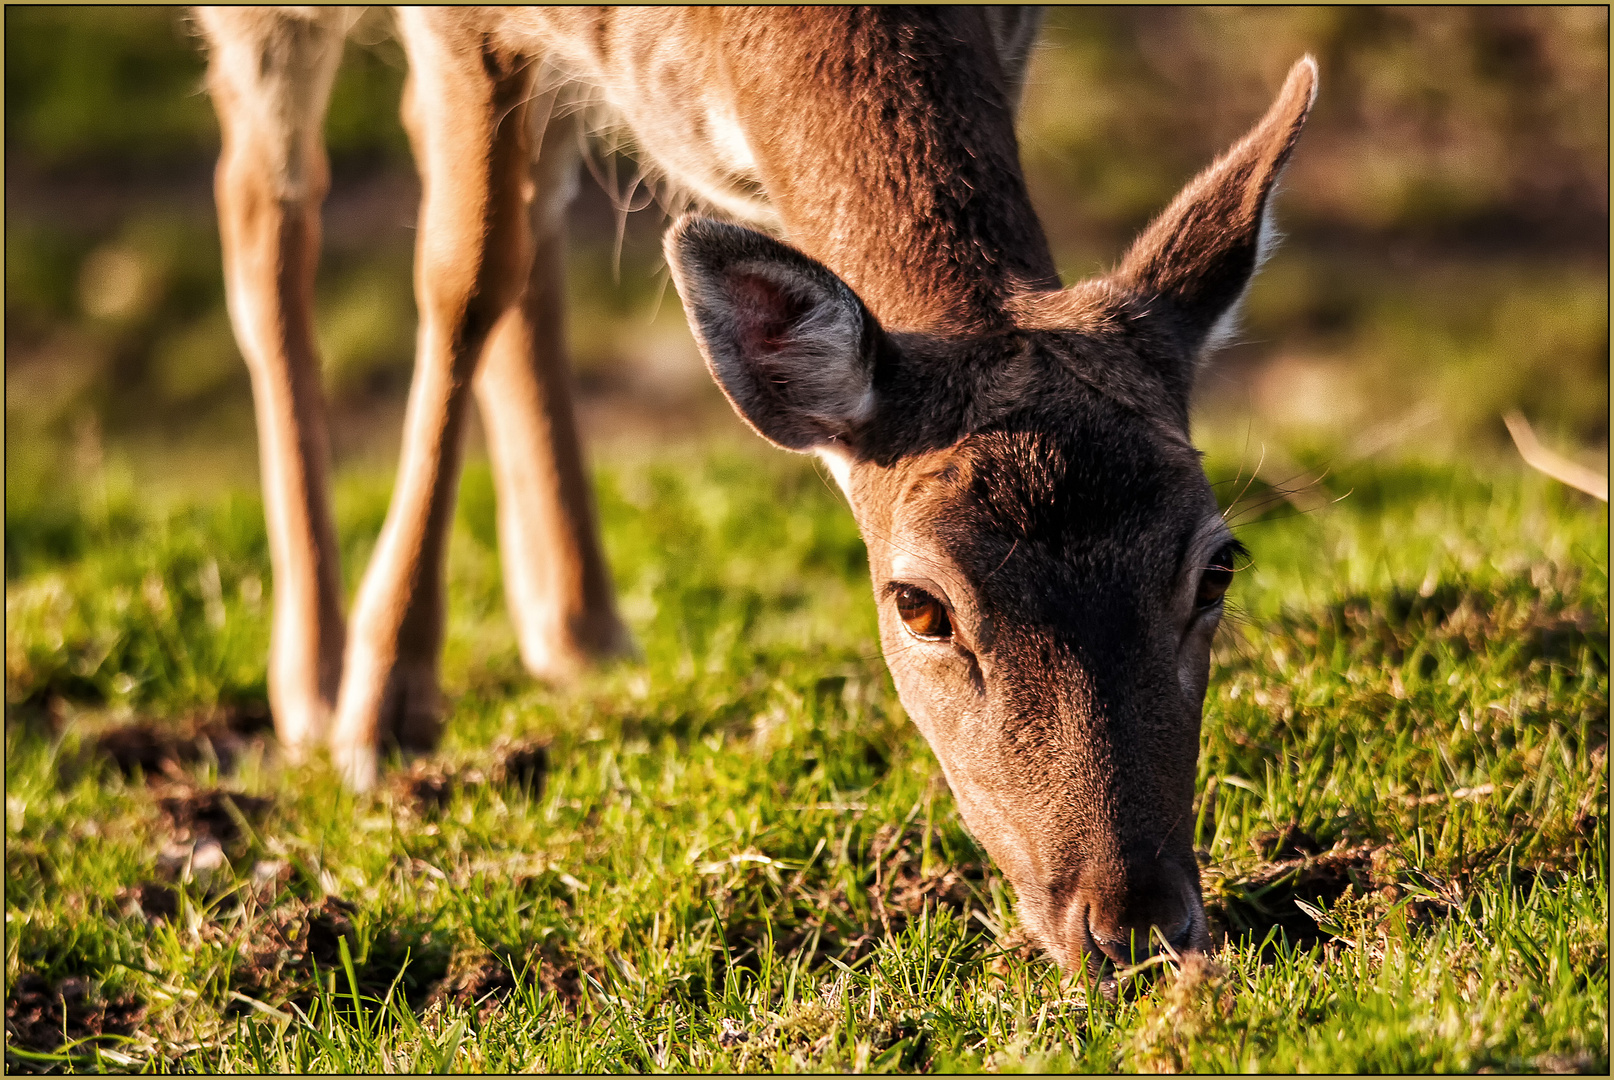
[4,443,1607,1072]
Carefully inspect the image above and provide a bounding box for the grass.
[4,440,1608,1073]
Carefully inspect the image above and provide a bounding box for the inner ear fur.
[665,215,879,453]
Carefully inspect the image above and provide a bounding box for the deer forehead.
[848,322,1201,472]
[863,416,1212,581]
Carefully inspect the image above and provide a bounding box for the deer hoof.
[330,740,379,792]
[327,662,443,788]
[519,616,638,686]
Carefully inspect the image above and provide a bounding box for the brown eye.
[894,586,952,640]
[1196,545,1240,609]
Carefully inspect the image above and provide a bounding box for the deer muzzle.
[1064,853,1208,967]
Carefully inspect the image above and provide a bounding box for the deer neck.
[720,8,1060,333]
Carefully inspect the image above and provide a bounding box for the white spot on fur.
[703,103,757,175]
[815,445,855,498]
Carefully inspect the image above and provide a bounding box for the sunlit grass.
[4,444,1607,1072]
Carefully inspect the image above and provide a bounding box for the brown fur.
[193,6,1315,972]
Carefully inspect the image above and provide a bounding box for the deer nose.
[1071,860,1203,966]
[1084,910,1194,965]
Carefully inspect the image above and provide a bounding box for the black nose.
[1069,859,1202,966]
[1085,910,1195,965]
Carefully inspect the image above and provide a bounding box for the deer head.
[667,59,1317,971]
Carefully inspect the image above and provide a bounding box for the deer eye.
[894,586,952,640]
[1195,543,1242,610]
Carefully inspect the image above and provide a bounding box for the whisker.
[1223,442,1268,522]
[982,538,1019,582]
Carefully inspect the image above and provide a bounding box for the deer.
[193,6,1315,974]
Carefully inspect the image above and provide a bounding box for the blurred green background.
[5,6,1608,513]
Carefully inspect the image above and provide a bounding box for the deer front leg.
[197,7,355,755]
[474,102,634,682]
[329,14,538,789]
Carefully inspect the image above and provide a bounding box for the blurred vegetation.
[4,6,1608,504]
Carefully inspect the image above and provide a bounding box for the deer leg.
[197,8,355,755]
[329,12,539,789]
[473,98,634,682]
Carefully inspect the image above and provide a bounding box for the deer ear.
[665,215,878,453]
[1112,57,1317,363]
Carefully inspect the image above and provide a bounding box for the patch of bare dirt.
[423,936,597,1020]
[5,972,145,1064]
[387,738,550,816]
[1203,841,1454,950]
[884,863,984,920]
[1250,824,1323,861]
[426,957,516,1023]
[73,701,275,783]
[272,896,358,970]
[227,896,563,1020]
[391,763,457,814]
[143,781,275,893]
[488,739,550,792]
[865,821,993,939]
[155,784,273,848]
[117,881,180,924]
[530,940,595,1010]
[228,896,362,1012]
[1206,841,1378,939]
[715,820,1001,978]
